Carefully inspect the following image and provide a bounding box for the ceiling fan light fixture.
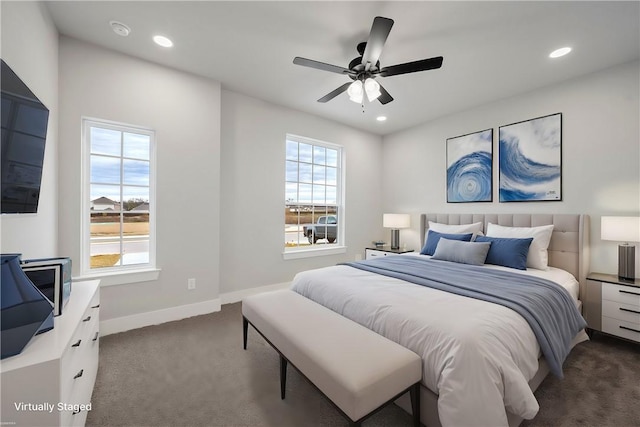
[347,80,363,103]
[364,78,381,102]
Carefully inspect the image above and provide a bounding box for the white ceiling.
[46,1,640,135]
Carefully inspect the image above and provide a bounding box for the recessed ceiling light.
[376,116,387,122]
[153,35,173,48]
[549,47,572,58]
[110,21,131,37]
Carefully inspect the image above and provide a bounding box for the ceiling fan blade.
[377,83,393,105]
[379,56,443,77]
[317,82,352,103]
[361,17,394,67]
[293,57,353,75]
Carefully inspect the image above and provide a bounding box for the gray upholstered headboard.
[420,213,590,300]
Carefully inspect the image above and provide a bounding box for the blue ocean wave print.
[499,135,560,201]
[447,151,492,202]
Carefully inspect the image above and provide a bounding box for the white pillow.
[486,223,554,270]
[428,221,483,234]
[428,221,484,242]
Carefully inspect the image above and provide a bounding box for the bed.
[290,213,590,427]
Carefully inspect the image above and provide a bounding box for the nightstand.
[585,273,640,343]
[365,247,414,260]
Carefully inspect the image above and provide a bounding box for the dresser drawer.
[602,282,640,306]
[602,299,640,324]
[602,316,640,342]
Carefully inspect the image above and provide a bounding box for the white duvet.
[290,257,586,427]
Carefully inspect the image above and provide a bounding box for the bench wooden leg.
[243,316,249,350]
[410,382,420,427]
[280,355,288,399]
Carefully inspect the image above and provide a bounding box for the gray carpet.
[87,302,640,427]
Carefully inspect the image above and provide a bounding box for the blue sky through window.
[90,126,150,203]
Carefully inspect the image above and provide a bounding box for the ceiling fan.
[293,16,443,105]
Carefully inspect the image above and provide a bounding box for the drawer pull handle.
[72,339,81,348]
[83,315,91,322]
[620,325,640,334]
[620,307,640,315]
[93,332,99,342]
[74,369,84,379]
[72,409,81,415]
[619,290,640,297]
[91,304,100,309]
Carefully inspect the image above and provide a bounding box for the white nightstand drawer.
[602,316,640,342]
[365,248,413,260]
[602,282,640,306]
[602,299,640,324]
[366,250,386,259]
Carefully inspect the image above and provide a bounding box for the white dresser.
[1,280,100,427]
[585,273,640,343]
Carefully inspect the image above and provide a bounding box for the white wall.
[382,61,640,276]
[220,90,383,295]
[0,1,58,258]
[58,37,221,321]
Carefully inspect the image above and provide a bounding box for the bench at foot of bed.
[242,289,422,427]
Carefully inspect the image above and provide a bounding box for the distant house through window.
[285,134,342,253]
[82,118,155,274]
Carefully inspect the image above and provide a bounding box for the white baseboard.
[100,298,221,336]
[99,282,291,336]
[220,282,291,304]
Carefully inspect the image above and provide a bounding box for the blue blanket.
[342,256,586,378]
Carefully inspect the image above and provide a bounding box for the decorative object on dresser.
[365,247,414,260]
[446,128,493,203]
[601,216,640,281]
[498,113,562,202]
[584,273,639,343]
[383,213,410,250]
[20,257,72,316]
[1,254,54,359]
[0,280,100,427]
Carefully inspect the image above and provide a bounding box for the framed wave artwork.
[499,113,562,202]
[446,129,493,203]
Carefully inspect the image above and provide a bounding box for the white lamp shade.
[364,78,381,102]
[347,80,363,103]
[383,213,410,229]
[601,216,640,242]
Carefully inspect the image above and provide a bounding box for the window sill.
[74,268,161,287]
[282,246,347,260]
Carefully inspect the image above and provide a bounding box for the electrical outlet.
[187,278,196,290]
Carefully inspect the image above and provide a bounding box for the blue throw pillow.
[420,230,473,256]
[475,236,534,270]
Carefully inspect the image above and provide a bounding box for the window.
[82,118,155,275]
[285,134,343,254]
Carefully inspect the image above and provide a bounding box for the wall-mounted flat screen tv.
[1,59,49,214]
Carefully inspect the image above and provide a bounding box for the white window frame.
[283,134,346,260]
[79,117,158,284]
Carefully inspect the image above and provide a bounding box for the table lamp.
[601,216,640,281]
[383,214,410,250]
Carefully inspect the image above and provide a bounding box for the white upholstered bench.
[242,289,422,427]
